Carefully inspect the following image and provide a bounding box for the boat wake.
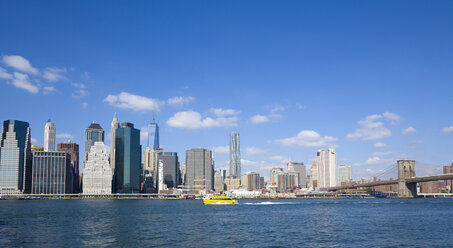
[242,201,298,205]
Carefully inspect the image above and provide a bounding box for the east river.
[1,198,453,247]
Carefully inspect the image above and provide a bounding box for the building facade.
[214,170,225,192]
[110,113,119,174]
[83,142,112,195]
[277,173,296,192]
[287,161,307,188]
[0,120,32,194]
[158,152,180,189]
[317,148,336,188]
[44,119,55,152]
[32,151,73,194]
[310,161,318,189]
[270,167,284,186]
[246,172,262,191]
[148,121,159,150]
[185,148,214,193]
[229,132,241,178]
[143,147,163,189]
[57,141,80,193]
[114,122,141,193]
[225,176,241,191]
[338,165,353,184]
[84,123,104,162]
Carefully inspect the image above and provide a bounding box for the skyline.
[1,1,453,180]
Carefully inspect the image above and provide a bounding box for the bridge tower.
[397,160,417,198]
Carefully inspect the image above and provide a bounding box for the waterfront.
[1,199,453,247]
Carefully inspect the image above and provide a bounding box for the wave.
[242,201,298,205]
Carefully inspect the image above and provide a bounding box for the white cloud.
[245,147,267,156]
[82,102,88,109]
[269,155,286,161]
[104,92,161,112]
[212,146,229,154]
[0,67,13,79]
[167,110,238,129]
[442,126,453,133]
[372,151,394,157]
[2,55,38,74]
[365,156,393,165]
[295,104,306,110]
[240,159,259,166]
[43,86,56,94]
[210,108,240,117]
[43,67,67,82]
[275,130,338,147]
[31,138,38,144]
[402,126,416,135]
[251,115,270,124]
[347,114,392,140]
[11,72,39,94]
[56,133,73,139]
[374,142,387,148]
[71,83,87,98]
[167,96,196,106]
[383,112,401,123]
[251,105,285,124]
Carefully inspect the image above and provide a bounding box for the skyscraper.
[310,161,318,189]
[0,120,32,194]
[157,152,180,189]
[338,165,353,184]
[31,151,74,194]
[57,141,80,193]
[83,142,112,195]
[317,148,336,188]
[185,148,214,193]
[148,119,159,150]
[287,161,307,188]
[114,122,141,193]
[110,113,119,173]
[44,119,55,152]
[84,122,104,162]
[229,132,241,178]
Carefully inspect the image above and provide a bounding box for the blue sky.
[1,1,453,180]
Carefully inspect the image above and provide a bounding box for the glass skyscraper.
[147,121,159,150]
[114,122,141,193]
[229,132,241,178]
[84,122,104,162]
[0,120,32,194]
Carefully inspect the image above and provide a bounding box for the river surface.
[1,198,453,247]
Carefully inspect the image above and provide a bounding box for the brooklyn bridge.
[327,160,453,198]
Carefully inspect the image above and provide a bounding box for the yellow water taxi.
[203,194,238,205]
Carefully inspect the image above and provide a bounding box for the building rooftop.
[87,123,103,130]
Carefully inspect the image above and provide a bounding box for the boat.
[203,194,238,205]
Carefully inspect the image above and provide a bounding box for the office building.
[185,148,214,193]
[246,172,262,191]
[310,161,318,189]
[225,176,241,191]
[32,151,74,194]
[214,170,225,192]
[83,142,112,195]
[317,148,336,188]
[148,119,159,150]
[270,167,284,186]
[338,165,353,184]
[143,147,163,188]
[277,173,296,192]
[84,122,104,162]
[229,132,241,178]
[114,122,141,193]
[44,119,55,152]
[57,141,80,193]
[0,120,32,194]
[158,152,180,189]
[287,161,307,188]
[110,113,119,173]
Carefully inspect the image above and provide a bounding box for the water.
[1,198,453,247]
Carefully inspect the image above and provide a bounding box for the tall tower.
[185,148,214,193]
[317,148,336,188]
[84,122,104,163]
[114,122,141,193]
[110,113,119,173]
[148,115,159,150]
[229,132,241,178]
[0,120,32,194]
[44,119,55,152]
